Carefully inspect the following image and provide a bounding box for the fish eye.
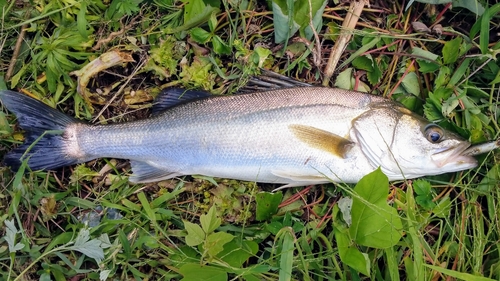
[424,125,444,143]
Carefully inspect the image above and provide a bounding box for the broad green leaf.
[218,239,259,267]
[295,0,328,40]
[183,0,209,24]
[442,37,462,64]
[349,168,403,248]
[184,221,205,246]
[413,180,436,210]
[166,4,220,34]
[256,192,283,221]
[334,68,355,90]
[190,27,212,44]
[40,273,51,281]
[352,56,373,72]
[271,0,327,43]
[335,227,370,276]
[208,11,218,31]
[179,263,227,281]
[251,46,273,68]
[212,35,231,55]
[412,47,439,61]
[401,72,420,96]
[201,206,221,234]
[366,61,382,85]
[434,66,451,89]
[272,0,300,44]
[417,61,440,73]
[106,0,143,19]
[413,179,431,195]
[205,232,234,257]
[453,0,484,15]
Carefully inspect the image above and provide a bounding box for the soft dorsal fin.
[289,124,354,158]
[152,88,211,115]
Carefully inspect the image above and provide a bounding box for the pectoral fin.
[289,124,354,158]
[129,160,181,183]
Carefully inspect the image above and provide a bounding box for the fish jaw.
[431,142,478,172]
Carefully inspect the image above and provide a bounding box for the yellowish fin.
[289,124,354,158]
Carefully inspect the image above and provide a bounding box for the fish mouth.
[431,142,477,169]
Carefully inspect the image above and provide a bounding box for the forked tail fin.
[0,90,81,171]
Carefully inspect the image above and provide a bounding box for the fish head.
[352,104,477,180]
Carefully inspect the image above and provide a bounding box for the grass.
[1,0,500,280]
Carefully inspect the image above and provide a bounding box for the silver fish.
[0,83,484,186]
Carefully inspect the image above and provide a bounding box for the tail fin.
[0,90,80,171]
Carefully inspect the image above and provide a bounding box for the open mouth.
[432,142,477,168]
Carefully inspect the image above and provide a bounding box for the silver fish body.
[0,86,479,186]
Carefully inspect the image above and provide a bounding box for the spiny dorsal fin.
[238,69,312,93]
[289,124,354,158]
[152,88,211,115]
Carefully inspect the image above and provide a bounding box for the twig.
[308,0,322,68]
[6,24,28,80]
[92,14,141,51]
[322,0,369,86]
[92,58,147,123]
[387,59,415,98]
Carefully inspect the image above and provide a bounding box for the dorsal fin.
[238,69,312,93]
[289,124,354,158]
[152,88,211,115]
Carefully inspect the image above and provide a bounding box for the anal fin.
[289,124,354,158]
[271,169,330,191]
[129,160,181,183]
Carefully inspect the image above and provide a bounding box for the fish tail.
[1,90,82,171]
